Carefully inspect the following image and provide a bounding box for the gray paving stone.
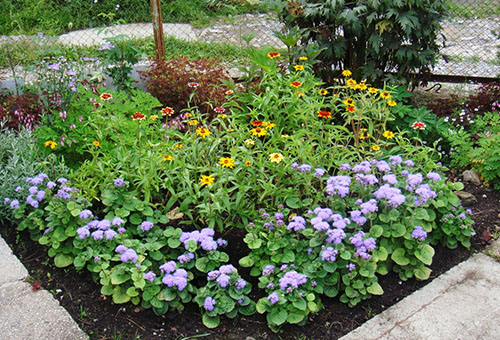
[0,236,28,285]
[340,253,500,340]
[0,280,87,340]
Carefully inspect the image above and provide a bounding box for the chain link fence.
[1,1,499,80]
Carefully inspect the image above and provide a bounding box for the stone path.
[0,236,87,340]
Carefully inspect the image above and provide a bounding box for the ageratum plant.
[240,156,473,327]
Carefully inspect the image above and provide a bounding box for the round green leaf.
[391,248,410,266]
[267,309,288,326]
[366,282,384,295]
[239,255,254,267]
[54,254,73,268]
[202,314,220,328]
[287,312,305,324]
[415,244,435,266]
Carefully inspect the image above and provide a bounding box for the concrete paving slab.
[0,236,28,285]
[58,23,196,47]
[340,253,500,340]
[0,280,87,340]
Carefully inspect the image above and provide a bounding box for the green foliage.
[269,0,447,85]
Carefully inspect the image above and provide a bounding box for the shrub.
[139,57,231,116]
[270,0,447,85]
[0,92,43,131]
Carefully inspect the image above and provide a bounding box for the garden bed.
[2,180,498,340]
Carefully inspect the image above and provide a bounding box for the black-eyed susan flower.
[318,89,328,96]
[196,127,211,139]
[245,160,252,166]
[150,115,159,120]
[343,98,356,106]
[372,145,380,151]
[368,87,378,94]
[387,100,396,107]
[294,65,304,71]
[44,140,57,149]
[269,153,284,163]
[219,157,235,169]
[342,70,352,77]
[299,56,308,61]
[251,127,267,137]
[188,119,198,126]
[380,91,391,99]
[346,106,356,113]
[346,79,357,86]
[263,121,276,129]
[199,175,215,187]
[383,131,395,139]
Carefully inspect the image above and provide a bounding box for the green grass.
[0,35,258,69]
[0,0,266,36]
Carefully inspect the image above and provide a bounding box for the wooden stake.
[150,0,165,61]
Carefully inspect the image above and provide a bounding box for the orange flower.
[44,140,57,149]
[161,107,174,116]
[214,106,225,113]
[267,52,280,59]
[290,81,302,88]
[225,89,234,95]
[92,140,100,147]
[132,112,146,120]
[245,160,252,166]
[346,106,356,113]
[100,93,112,101]
[251,120,263,126]
[317,111,331,119]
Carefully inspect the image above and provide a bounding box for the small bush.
[140,57,231,116]
[0,92,43,131]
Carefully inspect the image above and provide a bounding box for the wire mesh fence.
[0,1,499,80]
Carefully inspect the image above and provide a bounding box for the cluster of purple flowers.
[349,231,376,259]
[140,221,154,232]
[77,218,123,241]
[411,226,428,241]
[373,184,406,208]
[113,178,126,187]
[291,162,327,178]
[160,261,188,291]
[177,252,195,264]
[325,175,351,197]
[203,296,216,311]
[287,216,306,231]
[321,246,338,262]
[207,264,247,290]
[279,271,307,292]
[115,245,138,263]
[179,228,226,252]
[267,292,279,304]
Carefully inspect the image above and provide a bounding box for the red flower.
[214,106,225,113]
[161,107,174,116]
[412,122,426,130]
[100,93,112,101]
[317,111,331,119]
[346,106,356,113]
[290,81,302,88]
[188,82,199,88]
[267,52,280,59]
[132,112,146,120]
[251,120,263,126]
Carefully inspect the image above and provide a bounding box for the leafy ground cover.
[1,42,499,339]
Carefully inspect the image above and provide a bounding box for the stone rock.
[462,170,482,186]
[454,190,477,206]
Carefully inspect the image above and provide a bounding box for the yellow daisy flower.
[269,153,284,163]
[196,127,211,139]
[372,145,381,151]
[162,155,173,162]
[299,56,308,61]
[219,157,235,169]
[342,70,352,77]
[44,140,57,149]
[318,89,328,96]
[294,65,304,71]
[380,91,391,99]
[263,121,276,129]
[387,100,397,107]
[199,175,215,187]
[368,87,378,94]
[188,119,198,126]
[383,131,395,139]
[251,127,267,137]
[245,160,252,166]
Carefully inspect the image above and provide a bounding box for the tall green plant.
[268,0,447,86]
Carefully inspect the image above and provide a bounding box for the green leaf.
[111,269,130,285]
[256,298,268,314]
[239,256,254,267]
[281,249,295,263]
[414,244,435,266]
[112,287,131,304]
[129,213,142,225]
[292,299,307,311]
[287,312,305,324]
[373,246,388,261]
[54,254,73,268]
[101,285,113,295]
[340,250,351,260]
[202,314,220,328]
[369,225,384,238]
[415,208,429,220]
[414,266,432,280]
[308,301,320,312]
[367,282,384,295]
[195,257,210,272]
[391,248,410,266]
[167,238,181,248]
[324,286,338,297]
[323,262,338,272]
[388,209,400,221]
[267,309,288,326]
[126,287,139,297]
[391,223,406,238]
[285,197,300,209]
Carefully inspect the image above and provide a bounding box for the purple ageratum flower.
[140,221,154,232]
[115,244,127,254]
[267,282,275,289]
[376,160,391,172]
[415,184,437,205]
[350,231,376,259]
[350,210,367,226]
[411,226,427,241]
[382,174,398,185]
[162,271,188,291]
[144,271,156,282]
[279,271,307,291]
[97,219,111,230]
[47,63,60,70]
[404,159,415,167]
[263,222,274,230]
[120,249,138,263]
[117,227,126,234]
[79,209,93,220]
[91,230,104,240]
[352,161,372,174]
[373,184,406,208]
[326,228,346,245]
[207,270,220,281]
[216,238,227,247]
[76,227,90,239]
[112,217,124,226]
[201,238,217,251]
[28,186,38,195]
[113,178,126,187]
[406,173,423,191]
[57,177,68,185]
[459,213,467,220]
[98,43,115,50]
[291,162,299,170]
[219,264,236,275]
[355,174,378,186]
[426,172,441,181]
[314,168,326,177]
[299,164,312,172]
[262,265,275,276]
[267,292,279,304]
[287,215,306,231]
[313,207,334,222]
[104,229,117,240]
[280,264,288,271]
[360,199,378,215]
[346,263,356,271]
[216,274,231,288]
[15,186,23,192]
[274,212,284,220]
[204,296,216,311]
[389,156,402,166]
[57,189,71,200]
[159,261,176,274]
[177,252,195,264]
[321,247,338,262]
[339,163,351,171]
[3,198,10,205]
[46,181,56,189]
[326,175,351,197]
[235,279,247,290]
[26,196,39,208]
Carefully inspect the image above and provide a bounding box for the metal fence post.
[151,0,165,61]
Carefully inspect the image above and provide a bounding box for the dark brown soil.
[1,181,499,340]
